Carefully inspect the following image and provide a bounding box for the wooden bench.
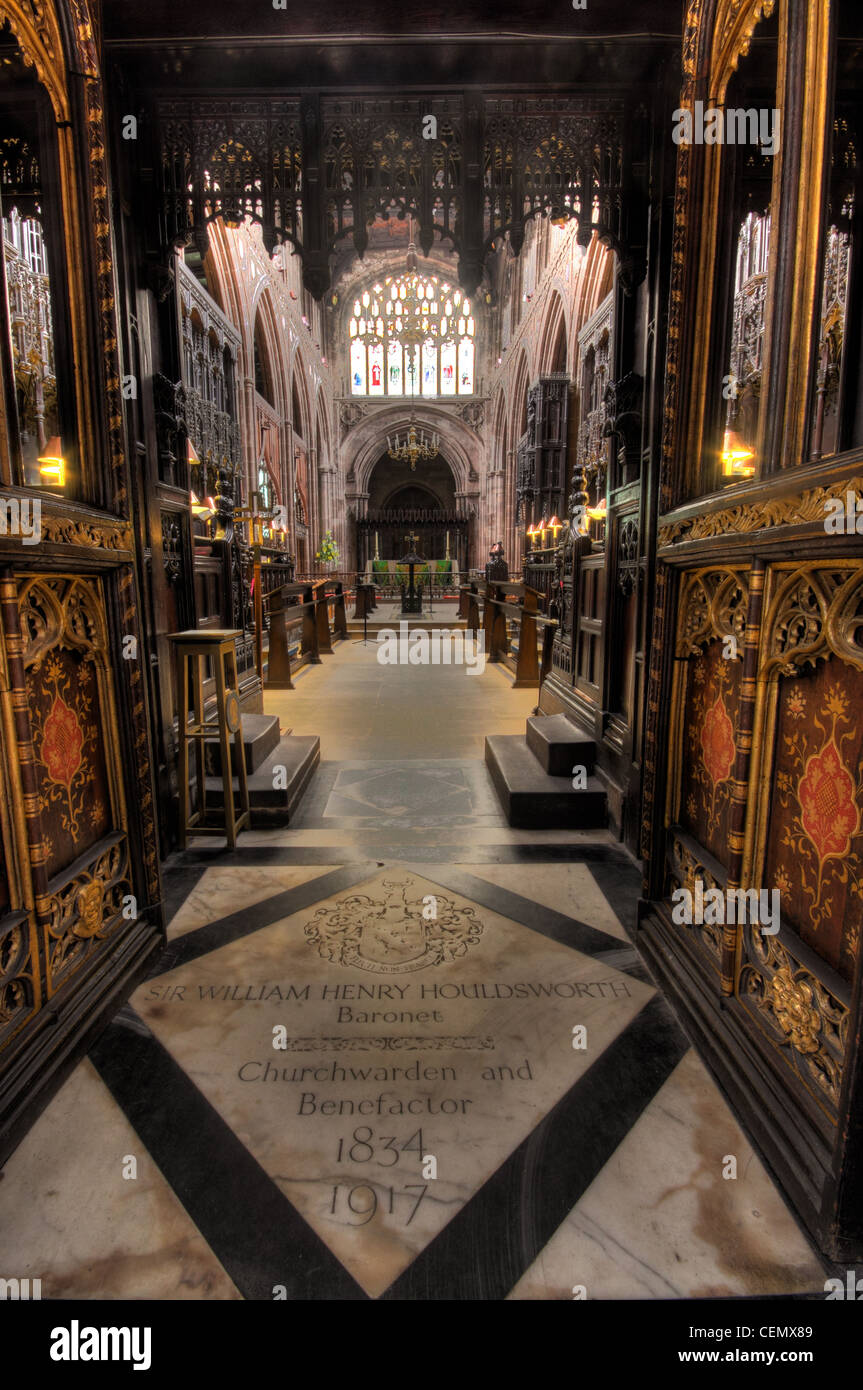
[479,580,556,690]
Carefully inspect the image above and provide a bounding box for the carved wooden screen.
[1,574,132,1017]
[737,561,862,1130]
[0,2,163,1160]
[663,557,862,1153]
[665,568,750,971]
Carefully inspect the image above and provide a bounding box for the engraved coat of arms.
[304,877,484,974]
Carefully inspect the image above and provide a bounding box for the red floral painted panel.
[679,639,741,869]
[765,657,863,982]
[26,646,112,879]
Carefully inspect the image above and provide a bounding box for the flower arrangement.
[315,530,339,567]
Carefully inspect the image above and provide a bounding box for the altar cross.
[404,532,420,550]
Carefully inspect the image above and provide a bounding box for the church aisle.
[265,631,539,762]
[0,641,833,1299]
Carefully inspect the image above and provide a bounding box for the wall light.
[721,429,755,478]
[38,437,65,487]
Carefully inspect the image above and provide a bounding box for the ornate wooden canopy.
[155,92,631,299]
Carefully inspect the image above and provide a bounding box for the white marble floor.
[0,861,829,1300]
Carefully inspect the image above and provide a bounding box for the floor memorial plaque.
[133,868,654,1297]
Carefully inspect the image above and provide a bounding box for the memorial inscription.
[133,868,653,1295]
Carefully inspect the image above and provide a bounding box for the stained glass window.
[350,339,366,394]
[368,340,384,395]
[349,271,477,396]
[458,339,474,394]
[422,340,437,395]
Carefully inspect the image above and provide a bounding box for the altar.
[357,508,470,574]
[368,558,457,583]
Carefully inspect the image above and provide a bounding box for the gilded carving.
[739,923,848,1116]
[0,910,38,1044]
[769,965,821,1056]
[45,837,131,990]
[712,1,776,92]
[677,568,748,656]
[0,2,66,121]
[668,835,723,961]
[658,476,863,549]
[762,564,863,680]
[37,513,133,552]
[73,879,103,938]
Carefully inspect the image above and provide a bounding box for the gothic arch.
[537,288,570,376]
[490,387,508,466]
[708,0,775,101]
[251,288,287,417]
[346,406,478,501]
[0,1,71,122]
[203,222,246,344]
[574,235,615,331]
[509,349,531,444]
[0,1,133,507]
[290,348,312,443]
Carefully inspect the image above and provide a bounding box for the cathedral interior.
[1,0,862,1329]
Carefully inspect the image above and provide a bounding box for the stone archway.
[356,448,468,573]
[343,405,482,571]
[368,453,458,514]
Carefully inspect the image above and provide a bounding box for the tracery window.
[0,77,63,493]
[722,211,770,479]
[809,218,851,460]
[349,272,475,397]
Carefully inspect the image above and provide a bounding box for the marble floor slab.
[323,764,474,821]
[165,864,340,939]
[0,1059,240,1300]
[508,1047,827,1299]
[132,866,654,1298]
[466,862,631,943]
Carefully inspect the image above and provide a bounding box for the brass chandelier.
[386,421,440,471]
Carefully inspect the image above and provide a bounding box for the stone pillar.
[242,376,257,507]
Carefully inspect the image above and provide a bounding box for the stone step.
[204,713,283,777]
[485,734,607,830]
[205,734,320,825]
[525,714,597,777]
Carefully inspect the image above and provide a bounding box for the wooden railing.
[263,578,348,689]
[458,578,557,690]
